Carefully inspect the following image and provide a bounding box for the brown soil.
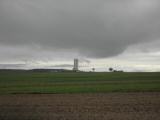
[0,92,160,120]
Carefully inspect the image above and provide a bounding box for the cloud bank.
[0,0,160,59]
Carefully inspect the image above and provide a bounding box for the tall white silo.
[73,59,78,71]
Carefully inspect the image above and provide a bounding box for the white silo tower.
[73,58,78,71]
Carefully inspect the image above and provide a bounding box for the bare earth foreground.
[0,93,160,120]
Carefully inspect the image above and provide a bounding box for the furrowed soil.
[0,92,160,120]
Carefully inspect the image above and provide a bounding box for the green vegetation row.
[0,71,160,94]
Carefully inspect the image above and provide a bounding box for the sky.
[0,0,160,71]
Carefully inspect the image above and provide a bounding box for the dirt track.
[0,92,160,120]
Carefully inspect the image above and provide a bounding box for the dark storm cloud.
[0,0,160,58]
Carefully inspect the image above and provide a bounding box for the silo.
[73,59,78,71]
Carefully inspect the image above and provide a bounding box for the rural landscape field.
[0,71,160,120]
[0,71,160,94]
[1,0,160,120]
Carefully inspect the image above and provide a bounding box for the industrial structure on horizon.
[73,58,79,71]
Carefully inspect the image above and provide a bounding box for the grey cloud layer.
[0,0,160,58]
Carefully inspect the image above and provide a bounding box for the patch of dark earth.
[0,92,160,120]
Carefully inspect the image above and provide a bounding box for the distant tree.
[113,70,117,72]
[109,68,113,72]
[92,68,95,72]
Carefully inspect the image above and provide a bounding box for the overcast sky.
[0,0,160,71]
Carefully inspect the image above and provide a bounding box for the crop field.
[0,71,160,120]
[0,71,160,94]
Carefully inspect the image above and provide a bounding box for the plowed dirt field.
[0,92,160,120]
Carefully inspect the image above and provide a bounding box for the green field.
[0,71,160,94]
